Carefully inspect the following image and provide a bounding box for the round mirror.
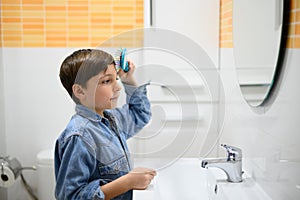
[233,0,287,107]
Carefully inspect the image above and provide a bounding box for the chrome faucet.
[201,144,243,182]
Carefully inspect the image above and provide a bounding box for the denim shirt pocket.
[98,155,129,183]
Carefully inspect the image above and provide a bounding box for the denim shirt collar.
[75,104,115,123]
[75,104,103,122]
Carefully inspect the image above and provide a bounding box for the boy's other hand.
[126,167,157,190]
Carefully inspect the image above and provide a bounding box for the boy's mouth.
[110,96,119,101]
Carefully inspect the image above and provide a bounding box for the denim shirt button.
[114,165,120,172]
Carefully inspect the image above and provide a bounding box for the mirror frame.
[259,0,290,108]
[233,0,290,111]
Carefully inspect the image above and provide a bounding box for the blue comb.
[115,48,129,72]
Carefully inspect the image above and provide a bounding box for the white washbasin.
[133,158,219,200]
[133,158,271,200]
[209,167,272,200]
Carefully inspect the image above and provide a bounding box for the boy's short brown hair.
[59,49,115,104]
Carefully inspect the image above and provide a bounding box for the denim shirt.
[54,83,151,200]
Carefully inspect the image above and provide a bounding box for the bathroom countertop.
[133,158,273,200]
[133,158,218,200]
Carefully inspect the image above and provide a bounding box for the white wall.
[151,0,219,67]
[2,48,76,157]
[0,48,6,155]
[219,48,300,200]
[2,48,76,198]
[0,48,8,200]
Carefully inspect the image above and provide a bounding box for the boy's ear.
[72,84,85,100]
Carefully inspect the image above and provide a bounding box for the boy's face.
[82,64,121,116]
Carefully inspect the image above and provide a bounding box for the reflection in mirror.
[233,0,285,107]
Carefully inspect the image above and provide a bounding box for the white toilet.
[36,149,56,200]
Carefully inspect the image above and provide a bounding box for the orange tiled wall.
[220,0,232,48]
[1,1,299,48]
[287,0,300,48]
[0,0,144,47]
[220,0,300,48]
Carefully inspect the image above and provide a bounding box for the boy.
[55,49,156,200]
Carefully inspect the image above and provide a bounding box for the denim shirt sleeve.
[55,135,105,200]
[111,83,151,139]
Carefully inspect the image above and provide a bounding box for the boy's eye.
[99,75,118,85]
[102,79,111,84]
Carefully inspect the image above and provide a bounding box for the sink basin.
[133,158,220,200]
[208,167,272,200]
[133,158,272,200]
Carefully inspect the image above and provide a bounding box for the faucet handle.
[221,144,242,161]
